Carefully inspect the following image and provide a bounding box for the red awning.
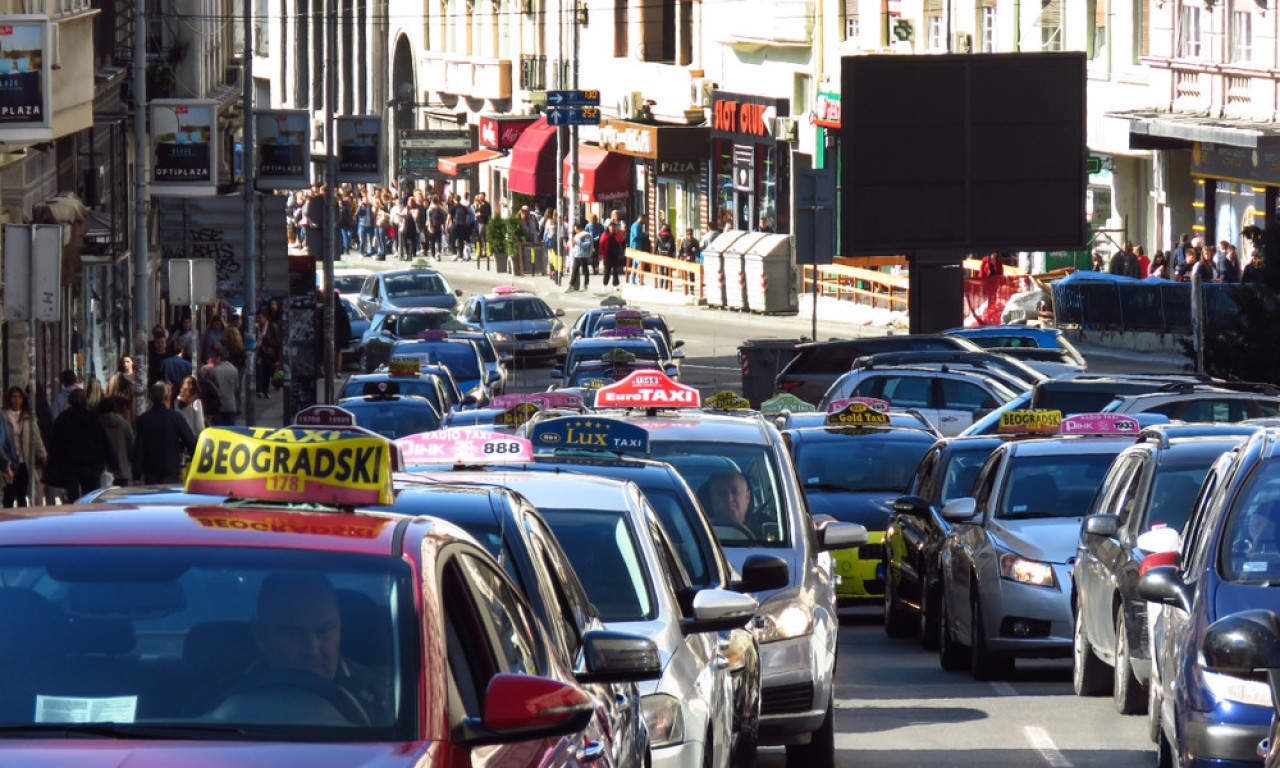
[508,117,561,196]
[564,145,632,203]
[438,149,501,177]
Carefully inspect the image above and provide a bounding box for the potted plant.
[506,215,530,276]
[147,64,176,98]
[486,213,509,273]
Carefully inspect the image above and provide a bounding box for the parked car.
[852,349,1048,389]
[819,367,1022,436]
[943,325,1088,374]
[774,335,983,406]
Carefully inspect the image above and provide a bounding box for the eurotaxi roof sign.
[595,370,701,409]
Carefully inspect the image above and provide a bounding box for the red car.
[0,426,658,766]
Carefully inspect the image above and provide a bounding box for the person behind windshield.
[703,470,761,534]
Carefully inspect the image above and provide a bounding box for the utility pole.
[133,0,150,389]
[323,0,337,403]
[242,0,257,424]
[569,0,579,233]
[553,0,564,284]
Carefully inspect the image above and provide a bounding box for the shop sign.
[657,159,698,175]
[600,120,657,158]
[256,109,311,189]
[151,100,218,197]
[814,92,841,129]
[336,115,383,184]
[1192,142,1280,187]
[480,115,537,150]
[0,16,52,141]
[711,91,789,143]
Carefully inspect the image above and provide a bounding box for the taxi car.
[1072,425,1256,715]
[458,287,569,361]
[557,332,678,387]
[341,370,457,416]
[389,334,490,406]
[783,400,938,604]
[938,412,1142,679]
[0,426,653,768]
[596,311,677,351]
[358,307,471,372]
[394,433,758,768]
[1141,428,1280,768]
[356,268,462,315]
[337,386,443,439]
[593,372,867,768]
[557,357,666,392]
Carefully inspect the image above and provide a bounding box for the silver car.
[426,471,758,768]
[458,289,569,360]
[938,432,1137,679]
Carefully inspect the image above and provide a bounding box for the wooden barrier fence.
[801,263,910,311]
[623,248,703,298]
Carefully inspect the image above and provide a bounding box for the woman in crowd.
[2,386,45,507]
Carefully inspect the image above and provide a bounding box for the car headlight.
[490,332,511,343]
[753,598,813,643]
[641,693,684,747]
[553,324,569,338]
[1201,664,1273,708]
[998,552,1057,588]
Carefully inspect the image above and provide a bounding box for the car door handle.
[940,415,958,422]
[577,742,606,762]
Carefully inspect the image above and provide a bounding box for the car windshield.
[538,509,655,622]
[938,447,995,501]
[346,399,441,438]
[795,433,934,493]
[598,316,668,340]
[0,546,413,740]
[569,366,639,388]
[648,441,790,548]
[996,453,1119,519]
[383,273,449,299]
[398,314,463,337]
[341,378,442,413]
[969,335,1041,349]
[333,275,366,295]
[1141,462,1213,532]
[568,343,660,373]
[1220,460,1280,584]
[484,299,552,322]
[456,335,498,363]
[395,343,482,382]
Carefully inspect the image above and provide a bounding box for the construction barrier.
[624,248,704,299]
[801,263,909,311]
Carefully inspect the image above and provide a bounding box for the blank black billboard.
[842,53,1086,255]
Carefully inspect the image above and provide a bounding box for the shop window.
[979,7,996,52]
[1178,4,1202,59]
[1132,0,1149,62]
[927,15,944,50]
[1230,9,1252,63]
[1037,0,1063,51]
[756,145,778,232]
[845,0,858,42]
[713,140,734,231]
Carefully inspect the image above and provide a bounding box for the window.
[880,376,933,409]
[1178,4,1202,58]
[614,0,627,56]
[1219,460,1280,583]
[455,553,542,677]
[928,15,945,50]
[979,7,996,52]
[1038,0,1062,50]
[1230,9,1252,62]
[1133,0,1149,61]
[845,0,859,42]
[940,379,998,411]
[908,447,941,498]
[997,453,1121,520]
[1087,0,1108,60]
[540,509,657,620]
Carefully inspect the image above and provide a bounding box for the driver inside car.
[703,470,768,538]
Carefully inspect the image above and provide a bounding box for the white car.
[820,367,1021,436]
[433,472,757,768]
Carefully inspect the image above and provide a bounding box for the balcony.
[715,0,813,52]
[421,53,512,101]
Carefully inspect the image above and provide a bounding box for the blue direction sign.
[546,107,602,126]
[547,89,601,107]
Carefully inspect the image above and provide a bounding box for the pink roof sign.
[595,370,701,409]
[395,429,533,465]
[827,397,890,414]
[1059,413,1140,436]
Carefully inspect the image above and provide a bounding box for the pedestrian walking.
[50,369,79,420]
[205,343,240,426]
[586,214,606,274]
[655,223,676,258]
[567,221,594,292]
[601,221,626,287]
[2,386,45,507]
[426,197,447,259]
[48,389,113,501]
[628,214,650,284]
[174,373,205,442]
[474,193,492,260]
[158,336,193,390]
[254,301,284,398]
[678,228,700,262]
[99,396,134,487]
[132,382,198,486]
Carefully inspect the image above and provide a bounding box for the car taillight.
[778,381,800,391]
[1138,550,1178,576]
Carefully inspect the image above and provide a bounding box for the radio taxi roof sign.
[184,427,396,506]
[827,397,890,414]
[396,429,533,465]
[1060,413,1140,435]
[595,370,701,409]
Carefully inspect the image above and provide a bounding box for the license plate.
[525,342,549,350]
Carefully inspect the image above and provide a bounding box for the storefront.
[478,114,538,207]
[709,91,790,234]
[563,145,632,210]
[1190,142,1280,247]
[598,119,709,238]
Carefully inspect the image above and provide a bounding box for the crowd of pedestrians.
[1096,233,1263,283]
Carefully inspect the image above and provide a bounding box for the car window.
[650,441,790,548]
[1172,399,1249,423]
[1111,457,1146,524]
[969,335,1040,349]
[996,453,1121,520]
[398,314,457,337]
[881,376,933,409]
[940,446,994,503]
[971,450,1003,509]
[441,557,496,721]
[1143,463,1213,533]
[334,275,366,295]
[361,275,376,296]
[1092,453,1140,519]
[795,433,934,494]
[1219,460,1280,583]
[397,343,482,381]
[346,399,442,438]
[1179,458,1229,582]
[907,445,941,498]
[485,298,552,321]
[383,273,448,299]
[642,487,713,588]
[526,516,592,659]
[851,377,882,399]
[539,509,656,621]
[940,379,999,411]
[785,347,858,375]
[454,552,542,677]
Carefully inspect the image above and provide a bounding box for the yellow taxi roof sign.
[824,401,892,426]
[998,409,1063,435]
[388,356,421,376]
[184,427,397,506]
[703,391,752,411]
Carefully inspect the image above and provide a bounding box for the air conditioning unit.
[774,117,797,142]
[690,78,713,108]
[953,33,972,52]
[618,91,645,120]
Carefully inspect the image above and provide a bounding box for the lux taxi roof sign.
[595,370,701,409]
[530,417,651,454]
[395,429,533,466]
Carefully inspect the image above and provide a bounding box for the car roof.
[339,394,439,407]
[386,483,506,528]
[407,470,635,511]
[0,504,407,555]
[602,409,776,443]
[1005,435,1139,457]
[944,325,1063,338]
[377,307,456,316]
[794,334,965,351]
[785,425,941,444]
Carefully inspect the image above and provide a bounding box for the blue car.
[943,325,1087,376]
[339,294,370,369]
[1142,428,1280,768]
[389,337,490,406]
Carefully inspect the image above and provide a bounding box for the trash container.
[723,232,767,311]
[739,338,803,408]
[743,234,797,314]
[702,231,747,308]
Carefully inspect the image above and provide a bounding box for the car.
[1140,427,1280,768]
[885,434,1010,648]
[356,268,462,315]
[396,442,758,768]
[1198,610,1280,768]
[1072,424,1258,715]
[359,307,473,372]
[337,389,443,439]
[819,366,1022,436]
[851,349,1048,389]
[595,371,868,768]
[938,413,1143,679]
[1102,383,1280,423]
[449,329,512,395]
[943,325,1088,374]
[557,334,678,387]
[0,425,652,768]
[390,335,491,406]
[773,334,984,406]
[338,294,370,369]
[783,403,939,604]
[458,287,570,361]
[595,309,677,351]
[559,359,668,391]
[570,302,632,341]
[991,346,1090,377]
[342,367,460,415]
[320,263,373,295]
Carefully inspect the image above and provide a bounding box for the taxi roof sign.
[827,397,890,414]
[184,427,396,506]
[703,391,752,411]
[387,356,421,376]
[761,393,816,414]
[998,409,1063,435]
[615,310,644,327]
[489,392,585,410]
[595,370,701,409]
[1060,413,1140,436]
[396,429,533,466]
[493,285,520,295]
[494,401,540,427]
[293,405,358,428]
[530,417,650,454]
[601,348,637,363]
[599,327,645,338]
[417,330,448,340]
[825,402,892,426]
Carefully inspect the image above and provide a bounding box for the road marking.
[992,681,1018,697]
[1025,726,1072,767]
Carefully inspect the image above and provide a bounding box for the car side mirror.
[455,289,463,297]
[551,369,563,379]
[732,554,790,593]
[1083,514,1119,538]
[1137,566,1193,612]
[1202,610,1280,678]
[555,308,566,317]
[817,521,868,551]
[682,588,759,635]
[500,354,515,366]
[673,339,684,349]
[456,674,594,746]
[893,495,931,520]
[940,497,977,522]
[576,630,662,683]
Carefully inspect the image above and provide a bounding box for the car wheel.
[1156,730,1178,768]
[969,592,1012,681]
[938,590,969,672]
[1073,595,1111,696]
[1114,605,1147,715]
[920,583,941,651]
[785,697,834,768]
[883,569,915,639]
